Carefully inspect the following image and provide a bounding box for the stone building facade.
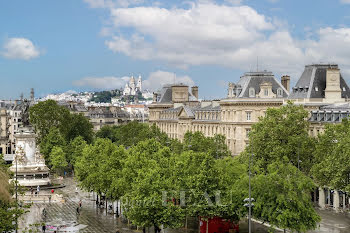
[149,71,289,155]
[0,108,9,155]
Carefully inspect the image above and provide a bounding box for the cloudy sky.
[2,0,350,99]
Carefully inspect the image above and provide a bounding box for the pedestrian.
[48,195,51,203]
[37,185,40,195]
[79,200,82,208]
[42,224,46,233]
[76,206,80,215]
[51,189,54,194]
[30,187,34,196]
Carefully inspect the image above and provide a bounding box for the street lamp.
[15,151,18,233]
[244,153,255,233]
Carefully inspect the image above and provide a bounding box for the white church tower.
[137,75,142,91]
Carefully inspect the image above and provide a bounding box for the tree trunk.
[116,200,119,217]
[206,219,208,233]
[198,216,201,233]
[106,198,108,214]
[143,227,146,233]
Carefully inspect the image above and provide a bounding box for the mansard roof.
[288,64,350,99]
[156,84,198,103]
[234,71,288,98]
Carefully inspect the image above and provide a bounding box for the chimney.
[325,68,342,100]
[153,92,158,102]
[281,75,290,93]
[30,88,34,101]
[191,86,198,99]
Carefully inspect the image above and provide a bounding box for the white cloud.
[87,1,350,81]
[143,71,195,91]
[2,38,40,60]
[106,3,275,68]
[224,0,244,5]
[73,76,130,89]
[340,0,350,4]
[83,0,144,8]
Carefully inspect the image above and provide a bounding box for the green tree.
[243,102,315,174]
[75,138,127,201]
[121,139,184,230]
[96,125,118,142]
[65,136,87,168]
[39,127,66,165]
[0,164,27,232]
[312,118,350,191]
[29,100,70,142]
[183,131,231,159]
[50,146,68,175]
[30,100,94,144]
[233,159,320,232]
[96,122,171,149]
[63,113,94,144]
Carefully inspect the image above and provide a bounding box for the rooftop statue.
[20,99,31,127]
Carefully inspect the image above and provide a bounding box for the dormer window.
[249,88,255,97]
[264,89,268,96]
[315,87,319,92]
[343,87,346,91]
[277,88,283,97]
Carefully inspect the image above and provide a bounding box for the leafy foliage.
[75,138,127,199]
[312,118,350,191]
[0,161,28,232]
[96,122,171,148]
[50,146,68,175]
[248,159,320,232]
[29,100,70,142]
[243,102,315,174]
[237,102,321,232]
[30,100,94,144]
[121,139,184,229]
[183,131,231,159]
[90,91,116,103]
[39,127,66,165]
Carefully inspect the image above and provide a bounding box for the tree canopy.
[236,102,321,232]
[243,102,315,174]
[312,118,350,191]
[30,100,94,143]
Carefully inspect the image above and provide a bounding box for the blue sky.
[2,0,350,99]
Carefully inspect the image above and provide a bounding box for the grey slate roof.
[158,85,173,103]
[156,84,198,103]
[320,102,350,111]
[234,71,288,98]
[288,64,350,99]
[182,106,195,117]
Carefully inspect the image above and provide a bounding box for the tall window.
[264,89,269,96]
[277,88,283,97]
[246,128,251,138]
[249,88,255,97]
[246,111,251,121]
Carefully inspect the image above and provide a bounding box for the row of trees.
[27,100,350,232]
[0,155,28,232]
[29,100,93,174]
[73,103,321,232]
